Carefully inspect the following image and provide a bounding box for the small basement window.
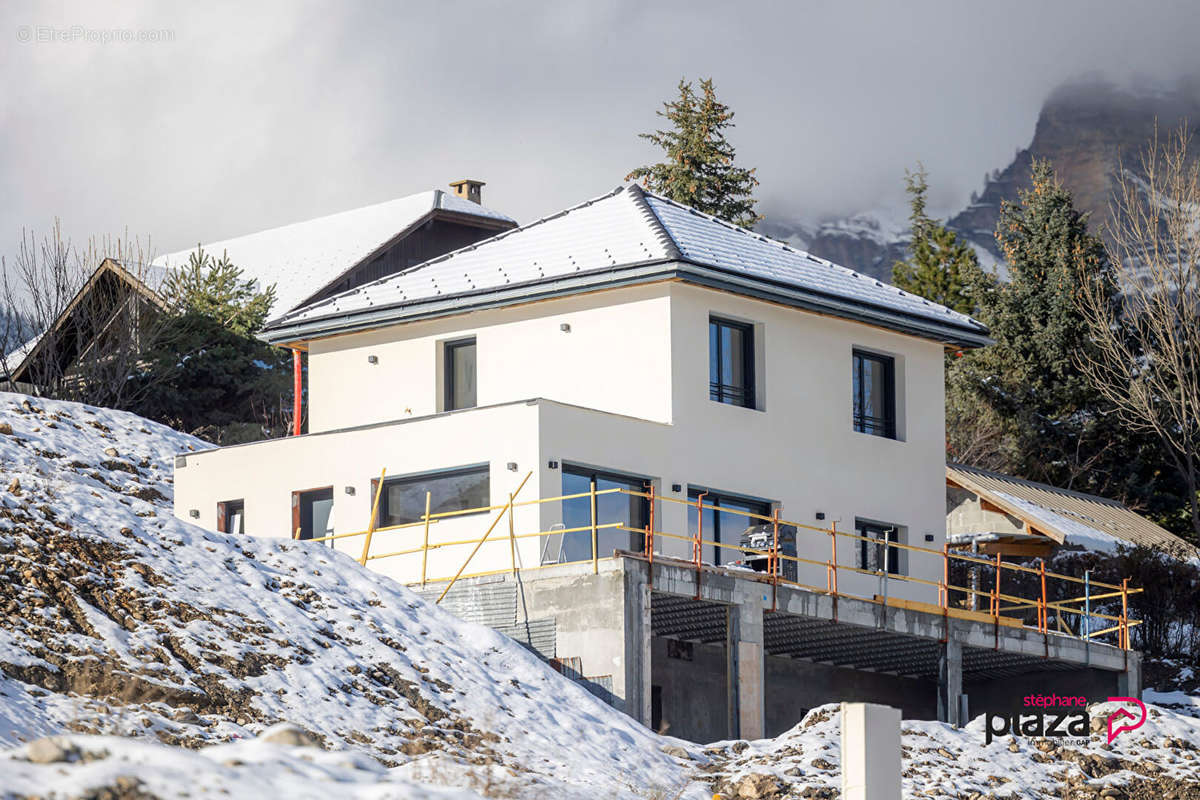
[852,349,896,439]
[445,337,477,411]
[709,317,755,408]
[377,465,490,527]
[217,499,244,534]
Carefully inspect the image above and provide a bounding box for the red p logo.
[1105,697,1146,744]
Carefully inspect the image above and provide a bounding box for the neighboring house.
[171,185,1144,742]
[2,259,169,393]
[175,182,990,590]
[4,181,515,398]
[946,462,1197,558]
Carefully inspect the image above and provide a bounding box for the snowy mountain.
[766,78,1200,284]
[0,392,1198,798]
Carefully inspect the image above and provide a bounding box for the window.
[709,317,754,408]
[377,465,489,527]
[292,488,334,543]
[554,466,649,563]
[856,520,902,575]
[217,499,244,534]
[445,338,477,411]
[688,489,770,566]
[852,349,896,439]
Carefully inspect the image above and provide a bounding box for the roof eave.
[261,259,992,350]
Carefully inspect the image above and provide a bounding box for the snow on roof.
[947,462,1196,556]
[154,190,515,316]
[265,185,987,344]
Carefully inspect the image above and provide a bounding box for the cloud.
[2,0,1199,268]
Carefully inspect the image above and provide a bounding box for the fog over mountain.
[2,1,1200,279]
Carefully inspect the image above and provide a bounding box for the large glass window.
[378,465,490,527]
[445,338,477,411]
[852,349,896,439]
[556,466,649,563]
[856,519,902,575]
[709,317,755,408]
[688,489,771,566]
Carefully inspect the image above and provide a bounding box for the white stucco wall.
[306,283,673,432]
[175,279,951,602]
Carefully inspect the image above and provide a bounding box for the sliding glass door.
[557,466,649,563]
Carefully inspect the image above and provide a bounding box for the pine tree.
[891,166,977,314]
[131,248,291,440]
[627,78,760,227]
[951,160,1182,516]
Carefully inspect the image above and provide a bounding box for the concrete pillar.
[1117,651,1141,698]
[937,638,963,727]
[727,590,764,740]
[622,560,652,726]
[841,702,901,800]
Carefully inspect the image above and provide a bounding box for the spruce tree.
[952,160,1181,515]
[627,78,760,227]
[131,248,291,440]
[891,166,978,315]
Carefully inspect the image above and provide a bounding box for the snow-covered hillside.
[0,393,698,799]
[1,392,1199,799]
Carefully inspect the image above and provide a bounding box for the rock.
[6,477,19,494]
[260,722,322,748]
[0,422,12,435]
[660,744,690,759]
[736,773,782,799]
[1100,789,1123,798]
[730,740,749,754]
[104,447,119,457]
[26,736,78,764]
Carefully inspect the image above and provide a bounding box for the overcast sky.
[3,0,1200,264]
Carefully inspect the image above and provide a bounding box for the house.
[172,184,1141,741]
[5,182,515,404]
[946,462,1196,558]
[2,259,170,393]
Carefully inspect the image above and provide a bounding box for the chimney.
[449,179,484,204]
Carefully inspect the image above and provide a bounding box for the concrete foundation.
[428,554,1141,743]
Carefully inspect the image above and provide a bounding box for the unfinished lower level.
[425,553,1140,742]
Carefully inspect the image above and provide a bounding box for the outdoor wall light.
[345,486,356,495]
[671,483,682,493]
[507,462,518,471]
[367,355,379,364]
[559,323,571,332]
[924,533,935,542]
[815,511,826,520]
[188,509,200,519]
[548,460,559,469]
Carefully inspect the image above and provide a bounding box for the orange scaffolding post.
[508,492,518,575]
[693,492,706,600]
[645,483,656,590]
[992,552,1002,650]
[358,468,387,565]
[940,543,949,609]
[420,491,432,587]
[1039,560,1048,634]
[590,480,598,575]
[1120,578,1130,650]
[291,349,303,437]
[771,508,780,612]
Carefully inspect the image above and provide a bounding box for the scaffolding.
[293,475,1142,651]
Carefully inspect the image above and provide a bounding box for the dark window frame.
[291,486,334,543]
[561,464,651,556]
[709,317,756,408]
[688,487,771,566]
[855,519,903,575]
[217,499,244,534]
[444,337,477,412]
[374,464,490,528]
[852,349,897,439]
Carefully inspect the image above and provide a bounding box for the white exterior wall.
[175,280,949,602]
[173,402,546,586]
[306,284,673,432]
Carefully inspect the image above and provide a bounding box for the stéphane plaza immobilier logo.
[985,694,1147,746]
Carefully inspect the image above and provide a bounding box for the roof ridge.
[639,188,973,324]
[947,462,1127,509]
[267,185,635,327]
[625,183,682,260]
